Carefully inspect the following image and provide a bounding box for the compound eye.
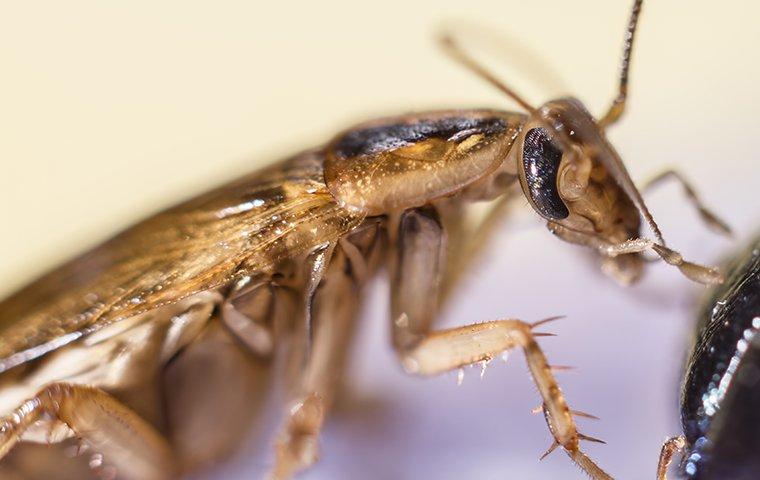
[522,127,569,220]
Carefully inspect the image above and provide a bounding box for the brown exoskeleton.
[0,1,731,479]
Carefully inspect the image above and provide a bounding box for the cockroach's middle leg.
[270,223,383,479]
[390,207,612,480]
[0,383,174,480]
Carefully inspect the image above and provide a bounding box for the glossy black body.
[679,234,760,479]
[521,127,569,220]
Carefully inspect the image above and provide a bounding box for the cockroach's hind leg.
[641,169,732,237]
[399,319,612,480]
[0,383,175,480]
[657,436,686,480]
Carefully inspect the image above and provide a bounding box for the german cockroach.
[0,1,731,479]
[657,233,760,480]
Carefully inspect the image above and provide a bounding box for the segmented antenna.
[439,34,572,151]
[598,0,644,128]
[439,34,538,115]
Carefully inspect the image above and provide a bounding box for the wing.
[0,150,364,371]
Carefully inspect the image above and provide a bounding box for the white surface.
[1,1,759,479]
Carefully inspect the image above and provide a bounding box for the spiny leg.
[0,383,174,480]
[400,319,611,479]
[656,436,685,480]
[390,207,611,479]
[0,293,222,479]
[641,169,731,237]
[270,223,382,479]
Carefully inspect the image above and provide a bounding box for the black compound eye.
[522,128,569,220]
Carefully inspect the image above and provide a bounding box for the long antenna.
[439,34,538,115]
[597,0,644,129]
[439,34,572,151]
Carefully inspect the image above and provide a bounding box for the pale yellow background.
[1,1,759,479]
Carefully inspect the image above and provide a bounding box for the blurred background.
[1,1,758,479]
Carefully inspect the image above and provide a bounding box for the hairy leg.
[390,207,612,480]
[0,383,174,480]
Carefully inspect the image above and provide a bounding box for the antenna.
[439,34,538,115]
[598,0,644,128]
[439,34,571,150]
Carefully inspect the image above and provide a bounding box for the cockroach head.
[515,97,650,283]
[443,0,723,285]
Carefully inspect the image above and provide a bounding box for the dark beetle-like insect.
[0,1,731,479]
[658,233,760,480]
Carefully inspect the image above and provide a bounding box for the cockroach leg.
[300,242,337,363]
[547,221,723,285]
[164,315,272,473]
[222,275,279,357]
[656,436,686,480]
[641,169,732,237]
[271,233,377,479]
[390,207,445,350]
[390,209,610,479]
[0,383,174,480]
[399,320,610,479]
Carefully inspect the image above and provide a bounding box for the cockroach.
[657,233,760,480]
[0,1,731,479]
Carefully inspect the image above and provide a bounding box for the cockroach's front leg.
[547,221,723,285]
[641,169,731,237]
[270,223,382,479]
[390,208,612,480]
[0,383,174,480]
[656,436,686,480]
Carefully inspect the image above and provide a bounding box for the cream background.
[1,1,758,479]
